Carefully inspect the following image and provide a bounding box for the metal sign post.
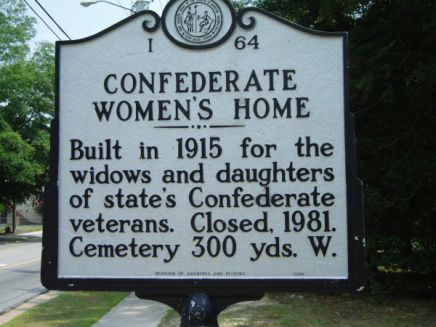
[137,292,263,326]
[42,0,365,324]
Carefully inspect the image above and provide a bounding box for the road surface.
[0,235,46,314]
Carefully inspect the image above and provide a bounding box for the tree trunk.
[11,201,16,234]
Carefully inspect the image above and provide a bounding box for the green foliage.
[0,43,55,142]
[2,292,128,327]
[0,131,44,204]
[161,293,436,327]
[257,0,363,30]
[231,1,246,12]
[0,0,54,213]
[256,0,436,293]
[351,0,436,290]
[0,0,35,64]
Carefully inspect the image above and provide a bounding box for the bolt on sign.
[42,0,366,294]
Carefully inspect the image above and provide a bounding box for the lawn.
[158,293,436,327]
[2,292,128,327]
[0,224,42,244]
[14,224,43,234]
[0,224,42,234]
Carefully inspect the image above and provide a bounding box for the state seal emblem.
[175,0,223,43]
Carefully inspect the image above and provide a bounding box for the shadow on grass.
[159,293,436,327]
[0,234,41,244]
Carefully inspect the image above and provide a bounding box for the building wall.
[4,201,42,225]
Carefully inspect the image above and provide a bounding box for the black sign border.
[41,6,366,296]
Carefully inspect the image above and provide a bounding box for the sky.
[26,0,169,45]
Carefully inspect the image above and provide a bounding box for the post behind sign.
[138,292,263,326]
[42,0,365,325]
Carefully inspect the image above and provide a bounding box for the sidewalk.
[91,293,170,327]
[19,231,42,237]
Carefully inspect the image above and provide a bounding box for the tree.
[0,0,54,232]
[0,130,44,231]
[348,0,436,293]
[0,0,35,64]
[256,0,362,31]
[255,0,436,293]
[0,42,54,143]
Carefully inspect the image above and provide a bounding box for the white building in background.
[0,201,42,226]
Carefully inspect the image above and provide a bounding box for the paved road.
[0,237,46,314]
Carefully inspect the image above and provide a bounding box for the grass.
[158,293,436,327]
[0,224,42,244]
[14,224,43,234]
[158,308,180,327]
[2,292,128,327]
[0,224,42,234]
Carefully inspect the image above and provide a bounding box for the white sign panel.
[42,0,365,293]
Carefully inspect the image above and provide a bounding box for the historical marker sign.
[42,0,365,295]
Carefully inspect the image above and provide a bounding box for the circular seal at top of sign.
[162,0,236,49]
[175,0,222,43]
